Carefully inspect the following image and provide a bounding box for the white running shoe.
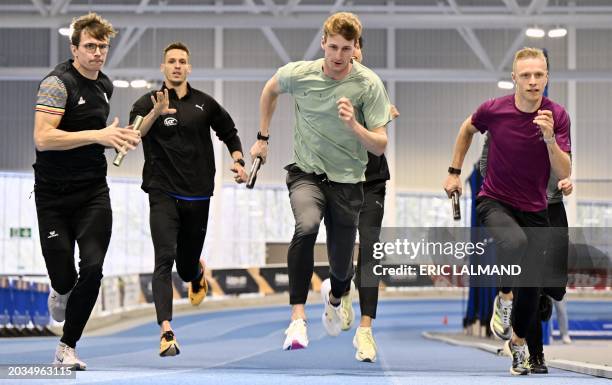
[320,278,355,336]
[353,327,377,362]
[283,318,308,350]
[53,342,87,371]
[48,288,71,323]
[562,335,572,344]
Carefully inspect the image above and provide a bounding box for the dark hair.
[70,12,116,46]
[358,36,363,48]
[163,42,190,60]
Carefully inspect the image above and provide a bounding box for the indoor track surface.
[0,299,607,385]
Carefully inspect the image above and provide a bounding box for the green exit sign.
[10,227,32,238]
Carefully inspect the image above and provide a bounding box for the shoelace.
[286,320,305,335]
[56,344,67,362]
[501,301,511,325]
[62,345,81,363]
[161,331,175,342]
[358,330,376,349]
[513,343,526,365]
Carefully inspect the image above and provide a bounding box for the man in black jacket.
[34,13,140,370]
[130,42,247,357]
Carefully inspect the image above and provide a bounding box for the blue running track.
[0,299,606,384]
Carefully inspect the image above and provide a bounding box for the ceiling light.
[548,27,567,38]
[497,80,514,90]
[112,80,130,88]
[130,80,148,88]
[525,28,545,38]
[58,27,72,37]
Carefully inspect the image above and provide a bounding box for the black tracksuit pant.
[527,201,568,355]
[35,178,112,348]
[476,196,549,339]
[355,180,386,319]
[149,189,209,325]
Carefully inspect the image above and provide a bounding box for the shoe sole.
[49,312,65,323]
[352,335,376,363]
[53,362,86,371]
[510,368,529,376]
[354,354,374,363]
[489,314,511,340]
[48,296,66,323]
[284,340,307,350]
[530,369,549,374]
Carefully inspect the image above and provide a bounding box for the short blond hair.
[70,12,116,46]
[322,12,362,44]
[512,47,548,72]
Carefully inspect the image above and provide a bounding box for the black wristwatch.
[448,167,461,175]
[257,132,270,142]
[234,159,245,167]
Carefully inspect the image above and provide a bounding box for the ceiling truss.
[1,0,611,82]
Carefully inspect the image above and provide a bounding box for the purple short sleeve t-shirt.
[472,94,571,212]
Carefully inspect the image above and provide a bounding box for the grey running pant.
[285,164,364,305]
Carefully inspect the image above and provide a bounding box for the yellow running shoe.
[490,293,512,340]
[340,280,356,331]
[353,327,377,362]
[159,331,180,357]
[188,260,208,306]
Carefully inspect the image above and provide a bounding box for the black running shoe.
[528,352,548,374]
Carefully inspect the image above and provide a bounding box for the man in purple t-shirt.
[443,47,571,376]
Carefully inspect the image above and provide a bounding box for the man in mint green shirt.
[250,12,391,352]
